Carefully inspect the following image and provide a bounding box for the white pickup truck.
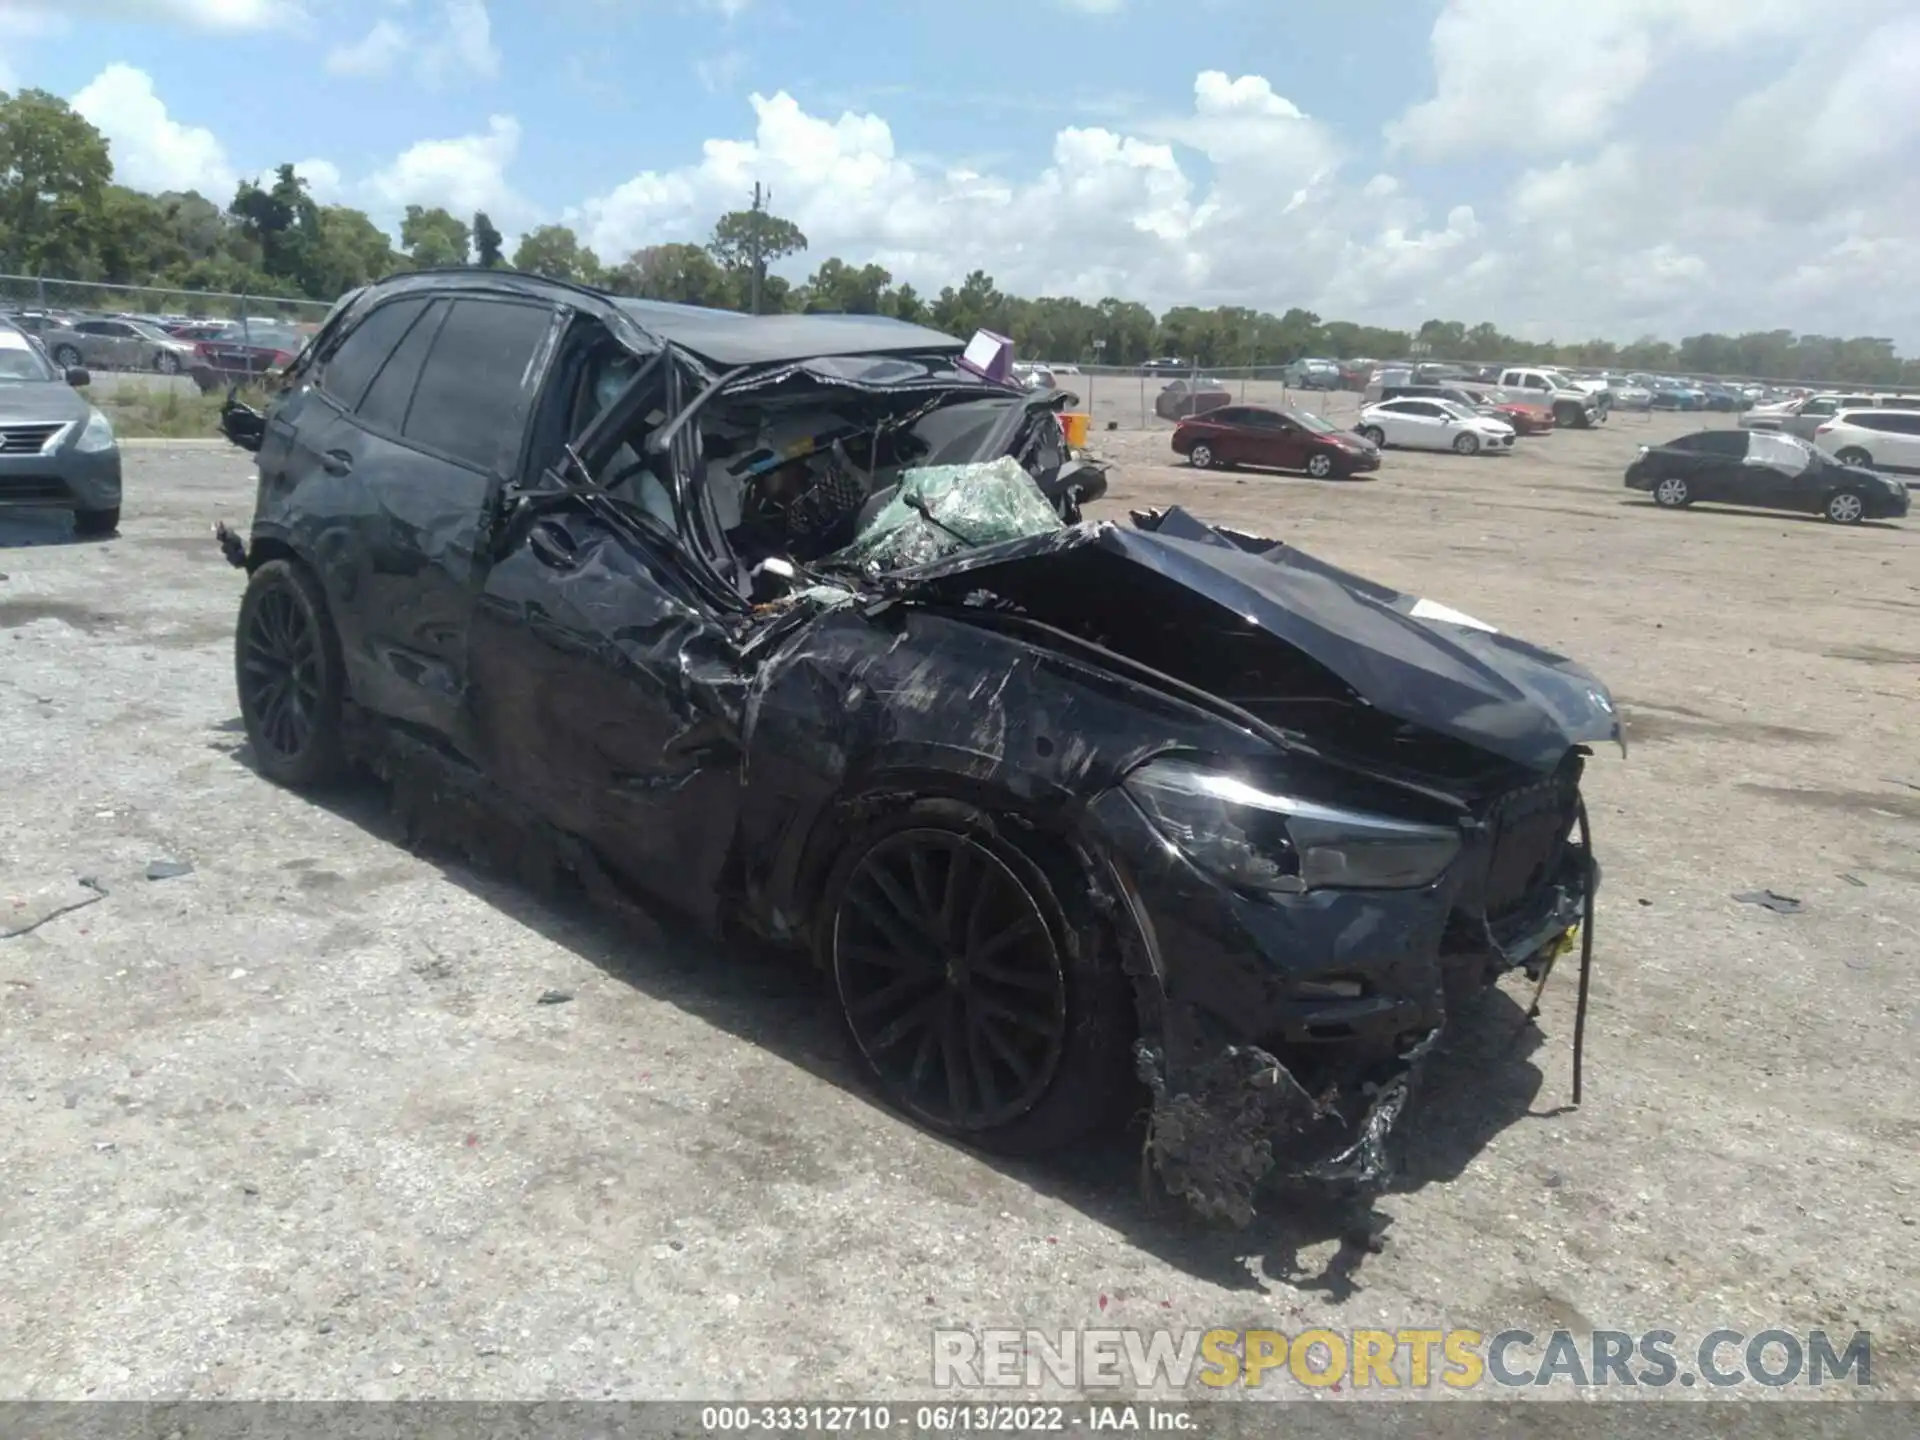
[1496,367,1612,429]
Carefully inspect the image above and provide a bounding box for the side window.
[77,321,110,335]
[1667,433,1710,452]
[356,300,447,434]
[318,298,431,411]
[1210,407,1253,425]
[1695,431,1748,456]
[403,299,553,473]
[1881,413,1920,435]
[1802,399,1835,416]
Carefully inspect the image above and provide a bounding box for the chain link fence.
[0,274,336,391]
[1040,365,1368,433]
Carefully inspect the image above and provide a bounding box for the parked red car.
[186,323,307,393]
[1172,404,1382,479]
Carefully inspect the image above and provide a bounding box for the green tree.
[312,206,401,295]
[229,165,324,291]
[401,204,471,268]
[472,210,504,268]
[512,223,600,284]
[708,207,808,312]
[802,257,892,314]
[887,281,927,325]
[0,89,113,272]
[603,243,734,306]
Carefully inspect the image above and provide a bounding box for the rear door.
[271,291,560,746]
[1199,406,1256,463]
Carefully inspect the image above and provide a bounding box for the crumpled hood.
[889,506,1623,773]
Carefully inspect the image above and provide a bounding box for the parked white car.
[1355,398,1516,455]
[1810,409,1920,479]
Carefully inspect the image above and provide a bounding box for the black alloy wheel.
[236,560,347,787]
[832,827,1069,1135]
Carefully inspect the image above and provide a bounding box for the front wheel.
[1189,442,1215,469]
[1654,476,1692,508]
[1452,432,1480,456]
[155,351,181,374]
[1358,425,1386,447]
[1305,451,1335,478]
[1825,489,1867,525]
[53,344,82,368]
[73,506,119,537]
[236,559,349,788]
[1834,448,1873,468]
[823,806,1135,1156]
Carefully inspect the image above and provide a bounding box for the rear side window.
[356,300,446,434]
[402,299,553,472]
[319,298,431,410]
[1692,431,1749,456]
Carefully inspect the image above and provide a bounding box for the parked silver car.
[40,316,199,375]
[0,322,122,535]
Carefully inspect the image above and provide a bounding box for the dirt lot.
[2,413,1917,1403]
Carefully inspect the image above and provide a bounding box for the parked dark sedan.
[1170,404,1381,477]
[214,269,1616,1226]
[1154,376,1233,422]
[1625,428,1908,525]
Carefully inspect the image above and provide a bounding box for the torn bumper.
[1087,773,1594,1228]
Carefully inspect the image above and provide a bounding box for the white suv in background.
[1812,409,1920,479]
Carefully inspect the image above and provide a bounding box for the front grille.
[0,475,72,503]
[1482,763,1582,922]
[0,423,64,455]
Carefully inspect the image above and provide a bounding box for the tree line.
[3,86,1915,385]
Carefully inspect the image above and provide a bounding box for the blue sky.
[5,0,1919,345]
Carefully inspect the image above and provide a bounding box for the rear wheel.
[53,344,81,368]
[824,806,1134,1155]
[235,559,349,788]
[1189,442,1215,470]
[1452,432,1480,456]
[1358,425,1386,447]
[1825,489,1867,525]
[1305,451,1335,478]
[1654,476,1691,508]
[1834,447,1873,468]
[155,351,181,374]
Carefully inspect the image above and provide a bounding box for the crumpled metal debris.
[832,457,1062,571]
[1135,1042,1330,1228]
[1732,889,1803,914]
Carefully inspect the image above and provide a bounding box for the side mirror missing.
[65,367,90,388]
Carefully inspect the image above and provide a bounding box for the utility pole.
[747,181,769,316]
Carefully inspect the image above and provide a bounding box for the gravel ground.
[1,417,1917,1404]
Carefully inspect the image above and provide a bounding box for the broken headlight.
[1123,757,1462,894]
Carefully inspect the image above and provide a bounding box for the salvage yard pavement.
[2,423,1918,1400]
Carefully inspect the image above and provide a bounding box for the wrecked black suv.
[215,270,1620,1225]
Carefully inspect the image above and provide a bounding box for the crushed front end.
[1100,749,1597,1228]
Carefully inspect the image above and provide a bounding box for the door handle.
[528,519,580,571]
[320,449,354,476]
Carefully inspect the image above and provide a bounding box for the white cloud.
[1057,0,1125,11]
[326,19,407,77]
[417,0,499,85]
[1386,0,1845,161]
[9,0,295,31]
[326,1,499,86]
[71,63,235,196]
[362,114,525,226]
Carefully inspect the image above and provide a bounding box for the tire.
[72,506,119,537]
[156,351,181,375]
[53,344,82,368]
[1305,451,1335,479]
[235,558,349,788]
[1824,489,1867,526]
[1835,448,1873,469]
[821,802,1135,1157]
[1452,432,1480,456]
[1653,476,1692,509]
[1358,425,1386,447]
[1189,442,1215,470]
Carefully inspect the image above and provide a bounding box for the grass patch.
[95,383,270,440]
